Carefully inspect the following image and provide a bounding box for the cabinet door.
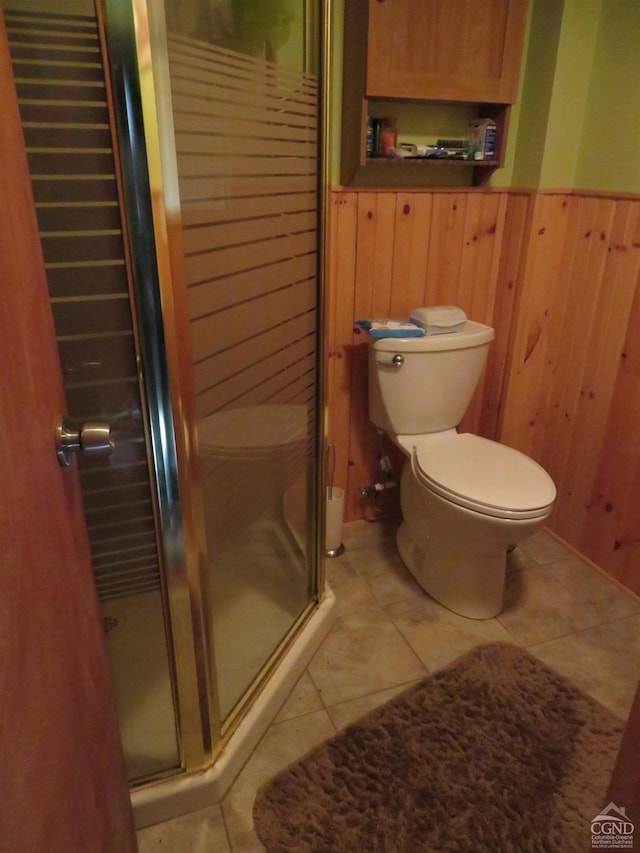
[366,0,528,104]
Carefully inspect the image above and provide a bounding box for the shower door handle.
[55,417,114,467]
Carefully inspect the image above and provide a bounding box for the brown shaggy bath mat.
[253,643,624,852]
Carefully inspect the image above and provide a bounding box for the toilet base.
[396,519,505,619]
[396,463,548,619]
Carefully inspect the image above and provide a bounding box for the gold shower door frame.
[99,0,214,774]
[101,0,328,775]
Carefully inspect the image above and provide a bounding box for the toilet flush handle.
[376,353,404,368]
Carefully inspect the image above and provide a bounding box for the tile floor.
[137,520,640,852]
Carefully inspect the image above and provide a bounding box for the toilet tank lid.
[371,319,494,352]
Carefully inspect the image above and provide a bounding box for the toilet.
[368,307,556,619]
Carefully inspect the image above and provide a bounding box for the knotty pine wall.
[327,187,640,596]
[502,191,640,596]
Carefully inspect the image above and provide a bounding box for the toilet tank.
[368,320,495,435]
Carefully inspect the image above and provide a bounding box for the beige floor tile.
[324,554,381,616]
[274,671,323,723]
[345,540,425,608]
[327,680,422,731]
[342,518,399,551]
[498,560,603,646]
[221,710,335,852]
[543,555,640,622]
[519,528,574,564]
[138,517,640,852]
[609,613,640,647]
[136,805,230,853]
[387,595,517,672]
[307,605,427,706]
[507,544,541,573]
[529,614,640,719]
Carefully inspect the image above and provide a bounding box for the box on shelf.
[468,119,497,161]
[367,116,398,157]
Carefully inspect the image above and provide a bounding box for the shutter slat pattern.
[6,8,161,601]
[167,34,319,427]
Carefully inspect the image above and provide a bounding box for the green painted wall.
[516,0,640,193]
[329,0,344,186]
[575,0,640,193]
[509,0,563,188]
[537,0,602,188]
[329,0,640,194]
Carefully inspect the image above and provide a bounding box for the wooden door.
[0,11,137,853]
[366,0,528,103]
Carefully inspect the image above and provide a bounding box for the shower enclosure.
[3,0,332,819]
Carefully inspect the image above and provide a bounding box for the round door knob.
[56,417,114,467]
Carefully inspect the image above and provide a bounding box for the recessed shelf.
[366,158,500,168]
[340,0,528,188]
[352,156,501,188]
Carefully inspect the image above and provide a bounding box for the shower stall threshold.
[130,585,336,829]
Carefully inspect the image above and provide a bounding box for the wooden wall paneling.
[425,193,468,305]
[457,192,508,434]
[425,192,477,446]
[580,206,640,593]
[325,186,640,596]
[545,197,617,540]
[530,195,585,471]
[480,191,533,439]
[527,194,581,466]
[524,194,583,468]
[587,283,640,595]
[388,192,433,317]
[326,191,358,497]
[456,192,507,325]
[615,456,640,594]
[347,192,399,520]
[500,193,571,457]
[540,198,613,480]
[383,192,435,506]
[354,192,398,318]
[562,200,640,545]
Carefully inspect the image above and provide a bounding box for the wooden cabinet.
[340,0,528,186]
[366,0,528,104]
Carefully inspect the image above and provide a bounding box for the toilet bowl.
[394,431,555,618]
[367,308,556,619]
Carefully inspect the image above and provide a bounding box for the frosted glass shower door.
[2,0,180,782]
[160,3,321,720]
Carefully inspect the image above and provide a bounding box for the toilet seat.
[411,432,556,520]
